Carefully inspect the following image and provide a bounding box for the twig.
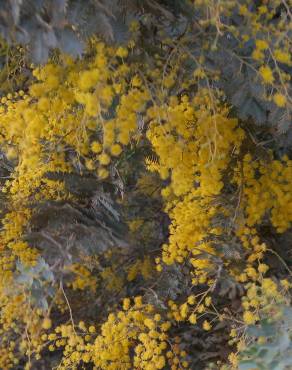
[266,248,292,276]
[60,280,76,334]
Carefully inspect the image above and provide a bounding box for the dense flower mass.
[0,0,291,369]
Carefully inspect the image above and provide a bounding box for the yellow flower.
[205,296,212,307]
[78,69,100,91]
[258,263,269,274]
[187,295,196,305]
[123,298,131,310]
[202,320,211,331]
[259,65,274,84]
[100,86,113,106]
[41,334,48,341]
[230,328,237,338]
[129,20,139,32]
[280,279,290,290]
[180,303,189,318]
[255,39,269,50]
[160,321,171,331]
[78,321,86,331]
[154,314,161,322]
[239,5,248,15]
[134,296,143,308]
[262,278,278,297]
[42,318,52,330]
[131,75,142,88]
[144,318,155,330]
[82,353,91,363]
[156,264,162,272]
[110,144,122,156]
[273,93,286,107]
[156,356,165,369]
[243,310,256,325]
[228,352,238,367]
[98,168,109,179]
[116,47,128,58]
[99,153,111,166]
[274,49,291,65]
[85,159,95,171]
[252,49,264,61]
[91,141,102,154]
[189,313,197,324]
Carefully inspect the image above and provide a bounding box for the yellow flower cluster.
[0,297,52,368]
[65,263,97,292]
[146,83,291,355]
[0,40,152,367]
[93,304,169,369]
[235,154,292,232]
[0,21,290,367]
[167,293,213,330]
[127,256,153,281]
[242,277,289,328]
[44,297,188,370]
[147,91,244,273]
[0,39,150,307]
[228,277,291,368]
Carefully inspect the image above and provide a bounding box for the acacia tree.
[0,1,291,369]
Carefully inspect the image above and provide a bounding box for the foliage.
[239,305,292,370]
[0,1,290,369]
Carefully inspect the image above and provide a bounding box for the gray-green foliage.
[23,176,128,267]
[15,257,55,310]
[0,0,179,63]
[239,306,292,370]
